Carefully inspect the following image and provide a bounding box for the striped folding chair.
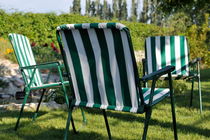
[56,23,178,140]
[144,36,202,113]
[8,33,86,131]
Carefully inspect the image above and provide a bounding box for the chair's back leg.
[142,107,152,140]
[197,61,202,113]
[168,73,178,140]
[102,109,112,140]
[33,89,47,121]
[80,108,87,124]
[15,90,30,130]
[71,116,77,134]
[198,76,202,113]
[190,80,194,107]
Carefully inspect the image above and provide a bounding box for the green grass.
[0,69,210,140]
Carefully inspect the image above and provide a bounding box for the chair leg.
[33,89,46,121]
[142,107,152,140]
[64,105,73,140]
[15,90,30,130]
[170,90,178,140]
[190,80,194,107]
[71,116,77,134]
[198,76,202,113]
[102,109,112,140]
[80,108,87,124]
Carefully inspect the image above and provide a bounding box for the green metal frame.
[143,57,202,113]
[56,25,177,139]
[63,65,177,140]
[188,58,202,113]
[14,62,71,130]
[141,66,177,140]
[14,61,87,131]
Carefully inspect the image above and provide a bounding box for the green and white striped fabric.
[145,36,189,77]
[57,23,170,113]
[8,33,42,87]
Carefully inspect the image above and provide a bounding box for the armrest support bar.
[20,61,60,70]
[141,65,175,82]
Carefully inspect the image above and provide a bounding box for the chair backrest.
[145,36,189,77]
[57,23,144,113]
[8,33,42,87]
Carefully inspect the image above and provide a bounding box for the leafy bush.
[0,10,209,65]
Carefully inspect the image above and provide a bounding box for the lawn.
[0,69,210,140]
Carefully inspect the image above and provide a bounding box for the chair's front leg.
[15,89,30,130]
[64,104,74,140]
[142,106,152,140]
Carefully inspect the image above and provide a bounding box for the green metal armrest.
[20,61,61,70]
[141,66,175,82]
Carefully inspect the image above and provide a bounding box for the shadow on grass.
[0,122,123,140]
[0,109,48,118]
[174,87,210,111]
[82,107,210,138]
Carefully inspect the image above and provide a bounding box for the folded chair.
[143,36,202,113]
[8,33,86,131]
[56,23,178,140]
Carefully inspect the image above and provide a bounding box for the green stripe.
[95,29,116,106]
[90,23,99,28]
[180,36,186,75]
[107,23,116,28]
[74,24,82,29]
[64,30,88,103]
[111,29,131,107]
[160,36,166,68]
[151,37,156,72]
[79,29,101,104]
[170,36,176,75]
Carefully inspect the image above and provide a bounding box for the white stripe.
[155,36,161,70]
[61,31,81,105]
[120,31,138,112]
[144,88,169,104]
[143,88,151,98]
[175,36,181,75]
[98,23,107,28]
[72,30,94,107]
[146,38,153,74]
[165,36,171,66]
[82,23,90,29]
[184,37,189,76]
[24,36,36,65]
[87,29,109,108]
[151,89,169,104]
[66,24,75,29]
[103,29,123,109]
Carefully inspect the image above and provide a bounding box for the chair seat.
[143,88,170,105]
[30,81,69,90]
[72,88,170,113]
